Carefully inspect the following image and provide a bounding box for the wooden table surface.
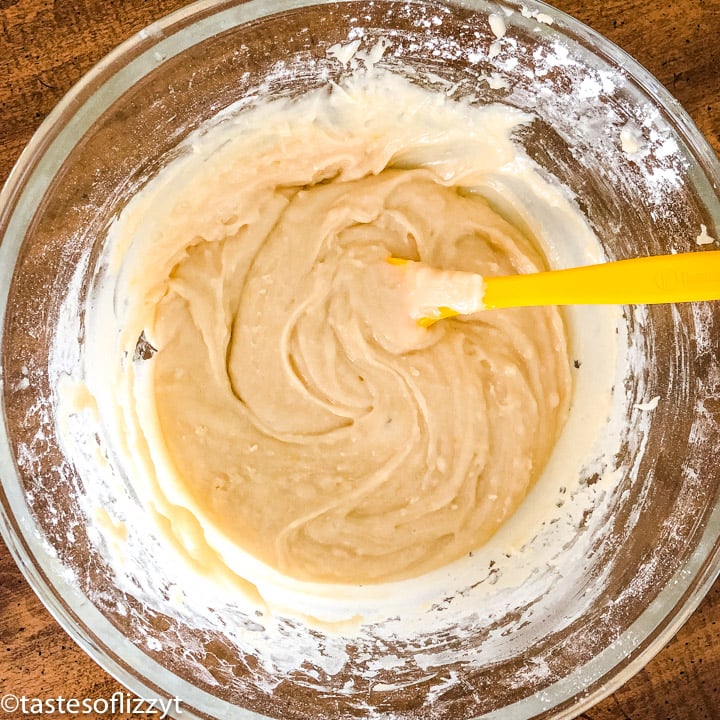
[1,1,719,719]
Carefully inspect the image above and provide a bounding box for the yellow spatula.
[388,249,720,327]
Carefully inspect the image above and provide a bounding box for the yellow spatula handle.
[484,250,720,310]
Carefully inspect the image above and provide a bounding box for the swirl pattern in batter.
[106,72,572,586]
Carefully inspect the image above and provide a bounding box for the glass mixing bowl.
[1,1,719,718]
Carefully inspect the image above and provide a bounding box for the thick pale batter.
[99,71,572,587]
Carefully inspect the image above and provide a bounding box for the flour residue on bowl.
[51,52,626,697]
[39,7,702,716]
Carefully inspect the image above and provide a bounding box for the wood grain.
[1,1,719,719]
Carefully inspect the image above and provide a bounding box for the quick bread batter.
[97,70,573,588]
